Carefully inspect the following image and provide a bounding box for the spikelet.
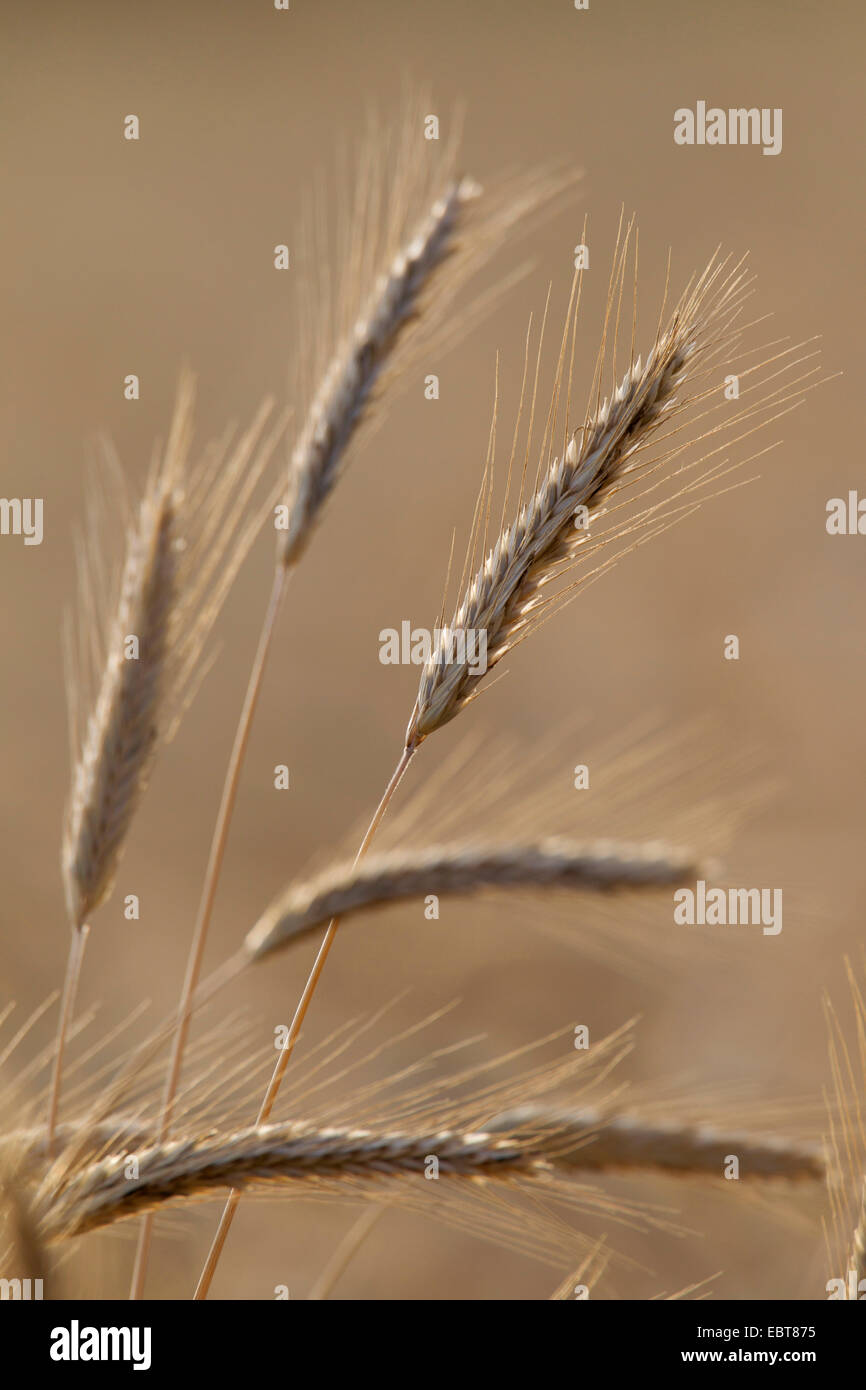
[62,375,284,928]
[406,235,818,746]
[279,95,573,569]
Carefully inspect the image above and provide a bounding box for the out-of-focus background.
[1,0,863,1299]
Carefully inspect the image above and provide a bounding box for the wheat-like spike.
[406,252,765,745]
[38,1103,823,1244]
[62,377,283,928]
[485,1105,825,1181]
[62,440,182,929]
[279,175,480,569]
[244,837,701,961]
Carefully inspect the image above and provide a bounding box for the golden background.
[1,0,863,1298]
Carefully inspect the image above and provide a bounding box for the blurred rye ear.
[50,373,284,1155]
[277,98,574,570]
[196,223,821,1298]
[243,836,703,961]
[31,1017,820,1276]
[277,173,481,570]
[131,103,569,1297]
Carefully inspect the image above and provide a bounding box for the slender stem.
[308,1206,384,1300]
[46,923,90,1158]
[194,742,417,1300]
[129,564,288,1300]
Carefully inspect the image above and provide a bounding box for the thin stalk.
[46,924,90,1157]
[308,1207,385,1300]
[128,565,288,1299]
[194,742,416,1299]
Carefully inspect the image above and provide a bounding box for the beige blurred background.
[1,0,863,1298]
